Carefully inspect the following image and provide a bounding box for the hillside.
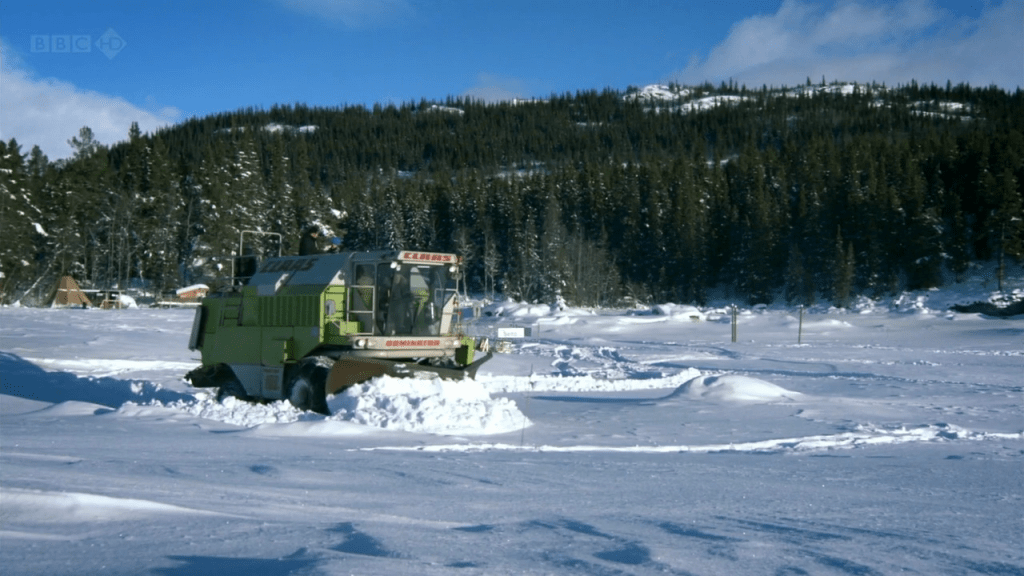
[1,81,1021,307]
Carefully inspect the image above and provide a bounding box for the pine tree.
[263,135,294,252]
[136,136,183,291]
[403,178,434,249]
[59,126,113,289]
[902,163,943,290]
[991,168,1024,291]
[68,126,102,161]
[450,226,476,300]
[831,227,855,308]
[508,212,540,302]
[539,193,569,303]
[0,139,34,302]
[380,179,405,250]
[481,226,501,301]
[784,243,814,306]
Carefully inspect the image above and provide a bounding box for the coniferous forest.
[1,81,1022,307]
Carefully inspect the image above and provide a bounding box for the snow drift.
[670,374,803,402]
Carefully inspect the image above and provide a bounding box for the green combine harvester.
[186,247,491,414]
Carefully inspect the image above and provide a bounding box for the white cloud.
[462,73,532,103]
[273,0,414,27]
[0,43,182,160]
[672,0,1023,90]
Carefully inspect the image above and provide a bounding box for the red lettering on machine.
[400,252,453,263]
[385,339,441,347]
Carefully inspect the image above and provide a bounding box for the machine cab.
[346,251,459,338]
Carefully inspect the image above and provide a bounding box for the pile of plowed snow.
[156,393,304,427]
[142,375,529,436]
[329,375,528,435]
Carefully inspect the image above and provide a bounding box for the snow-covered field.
[2,277,1022,575]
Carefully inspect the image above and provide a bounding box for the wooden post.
[731,306,738,343]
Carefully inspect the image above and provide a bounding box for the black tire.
[286,357,332,415]
[216,377,249,403]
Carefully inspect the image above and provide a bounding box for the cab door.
[323,285,353,342]
[347,263,377,335]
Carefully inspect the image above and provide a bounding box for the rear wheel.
[287,357,332,415]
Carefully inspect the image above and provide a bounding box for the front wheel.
[286,357,332,415]
[216,377,249,403]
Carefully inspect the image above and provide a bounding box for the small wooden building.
[175,284,209,302]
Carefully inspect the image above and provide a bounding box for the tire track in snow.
[518,340,998,392]
[520,339,701,380]
[358,423,1023,454]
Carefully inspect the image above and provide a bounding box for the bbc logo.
[32,35,92,53]
[31,28,126,59]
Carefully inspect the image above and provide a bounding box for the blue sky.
[1,0,1020,160]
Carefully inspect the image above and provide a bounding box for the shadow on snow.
[0,351,191,409]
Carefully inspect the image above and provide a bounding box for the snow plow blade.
[325,352,494,396]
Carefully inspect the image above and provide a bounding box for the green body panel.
[455,336,477,365]
[200,293,324,368]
